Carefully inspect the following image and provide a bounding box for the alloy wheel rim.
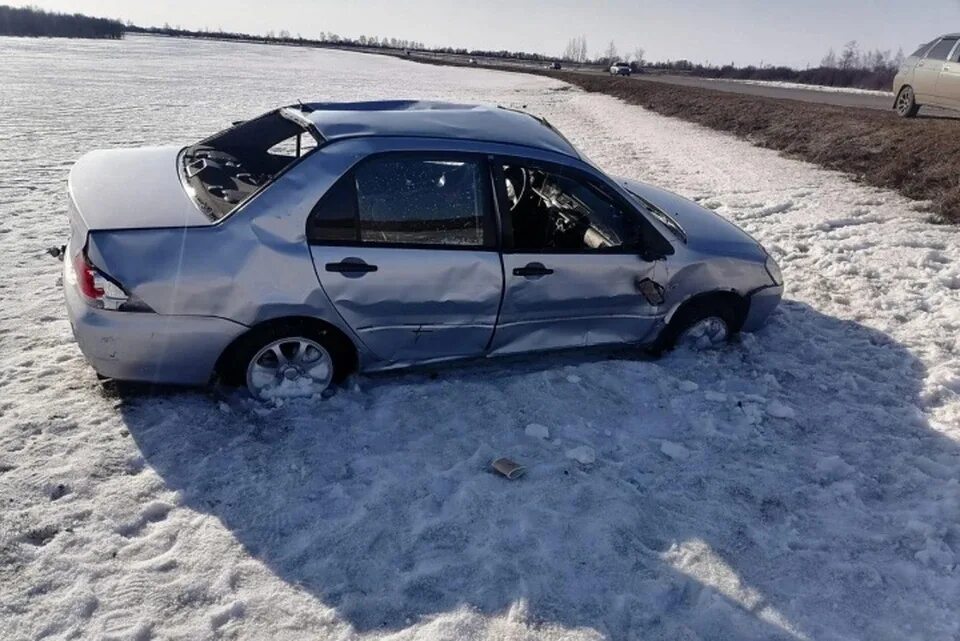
[897,88,912,114]
[678,316,729,350]
[246,337,333,399]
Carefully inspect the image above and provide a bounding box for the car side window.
[911,41,934,58]
[356,157,491,247]
[500,163,638,252]
[924,38,958,61]
[308,175,358,242]
[308,155,494,248]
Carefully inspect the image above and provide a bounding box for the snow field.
[1,35,959,641]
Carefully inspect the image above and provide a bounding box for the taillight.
[71,249,152,312]
[73,252,104,300]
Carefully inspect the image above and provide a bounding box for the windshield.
[181,108,319,221]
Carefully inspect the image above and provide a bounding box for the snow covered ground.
[698,77,894,97]
[2,35,959,641]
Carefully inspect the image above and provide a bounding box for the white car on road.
[893,33,960,117]
[609,62,631,76]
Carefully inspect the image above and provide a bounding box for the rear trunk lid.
[68,146,210,234]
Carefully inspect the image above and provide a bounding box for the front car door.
[307,152,503,366]
[935,40,960,108]
[489,157,673,355]
[914,36,959,101]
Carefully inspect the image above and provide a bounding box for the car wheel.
[221,322,351,400]
[895,85,920,118]
[650,299,739,354]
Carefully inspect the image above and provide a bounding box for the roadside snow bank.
[700,76,894,96]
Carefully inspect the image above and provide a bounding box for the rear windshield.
[181,109,319,221]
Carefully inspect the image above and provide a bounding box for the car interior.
[181,110,316,220]
[501,164,633,251]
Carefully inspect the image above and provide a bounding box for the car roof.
[296,100,580,158]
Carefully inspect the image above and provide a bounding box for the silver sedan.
[893,33,960,117]
[62,101,783,400]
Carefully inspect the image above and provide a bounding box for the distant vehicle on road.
[63,101,782,400]
[610,62,631,76]
[550,61,562,70]
[893,33,960,117]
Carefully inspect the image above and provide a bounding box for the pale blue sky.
[15,0,960,67]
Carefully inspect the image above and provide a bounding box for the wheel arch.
[663,289,749,332]
[214,315,359,383]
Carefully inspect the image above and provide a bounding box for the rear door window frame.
[306,151,499,251]
[923,37,959,62]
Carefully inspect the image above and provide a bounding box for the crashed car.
[63,100,783,400]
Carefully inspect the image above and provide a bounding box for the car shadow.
[117,300,952,640]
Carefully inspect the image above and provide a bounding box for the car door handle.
[513,262,554,277]
[325,259,378,274]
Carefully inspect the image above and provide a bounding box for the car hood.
[618,177,766,261]
[68,146,211,231]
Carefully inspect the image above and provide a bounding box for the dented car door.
[307,153,503,364]
[489,159,665,355]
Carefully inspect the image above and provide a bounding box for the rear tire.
[895,85,920,118]
[649,299,739,355]
[219,320,353,400]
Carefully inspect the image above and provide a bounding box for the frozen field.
[1,35,959,641]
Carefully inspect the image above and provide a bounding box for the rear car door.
[489,158,670,355]
[915,37,958,100]
[935,40,960,107]
[307,153,503,364]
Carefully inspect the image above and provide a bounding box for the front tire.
[650,299,739,355]
[895,85,920,118]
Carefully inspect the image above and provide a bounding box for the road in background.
[608,72,894,110]
[406,50,959,118]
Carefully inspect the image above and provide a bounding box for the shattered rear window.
[180,109,319,221]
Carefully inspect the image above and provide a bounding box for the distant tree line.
[560,36,645,68]
[125,22,428,52]
[127,22,571,63]
[0,5,123,39]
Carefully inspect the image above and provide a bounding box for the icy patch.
[814,455,854,483]
[704,391,728,403]
[565,446,596,465]
[660,441,691,461]
[524,423,550,439]
[766,400,796,420]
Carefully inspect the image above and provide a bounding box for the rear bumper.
[742,285,783,332]
[64,259,247,386]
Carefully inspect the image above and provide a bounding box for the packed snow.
[699,76,895,97]
[1,35,959,641]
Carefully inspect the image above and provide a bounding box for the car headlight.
[765,255,783,286]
